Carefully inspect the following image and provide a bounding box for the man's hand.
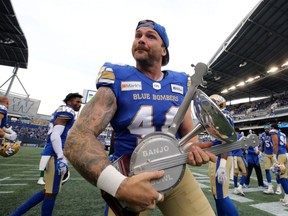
[56,158,68,176]
[186,142,217,166]
[216,158,227,184]
[115,170,165,213]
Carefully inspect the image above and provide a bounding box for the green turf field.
[1,147,288,216]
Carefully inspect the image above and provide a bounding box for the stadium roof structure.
[201,0,288,102]
[0,0,28,69]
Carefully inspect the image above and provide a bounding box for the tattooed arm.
[64,87,116,186]
[64,87,165,212]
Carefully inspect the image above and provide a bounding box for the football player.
[64,20,217,216]
[208,94,239,216]
[11,93,83,216]
[261,125,282,194]
[232,127,248,196]
[0,95,19,157]
[244,143,267,188]
[269,123,288,206]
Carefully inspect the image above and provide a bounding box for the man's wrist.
[57,154,64,159]
[97,165,127,197]
[273,154,277,162]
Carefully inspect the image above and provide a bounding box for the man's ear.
[162,47,167,57]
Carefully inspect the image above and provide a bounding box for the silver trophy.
[129,63,258,193]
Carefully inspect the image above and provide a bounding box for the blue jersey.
[96,62,189,158]
[232,133,244,156]
[269,129,287,155]
[0,104,8,128]
[41,105,76,156]
[222,109,234,128]
[260,132,273,154]
[246,146,259,164]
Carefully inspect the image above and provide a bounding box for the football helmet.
[0,140,21,157]
[210,94,226,110]
[270,162,286,176]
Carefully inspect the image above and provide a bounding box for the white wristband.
[219,158,227,168]
[97,165,127,197]
[273,154,278,162]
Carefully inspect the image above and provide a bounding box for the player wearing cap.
[64,20,217,216]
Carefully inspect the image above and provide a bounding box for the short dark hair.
[63,93,83,104]
[270,123,279,129]
[234,127,240,133]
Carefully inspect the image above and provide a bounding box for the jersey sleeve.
[0,104,8,115]
[96,62,116,89]
[269,129,278,135]
[54,105,75,120]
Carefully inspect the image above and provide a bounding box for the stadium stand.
[1,0,288,144]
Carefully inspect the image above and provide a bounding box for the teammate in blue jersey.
[208,94,239,216]
[64,20,217,216]
[11,93,83,216]
[0,96,19,157]
[261,125,282,194]
[232,128,248,196]
[269,123,288,206]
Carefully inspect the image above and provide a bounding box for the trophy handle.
[167,63,208,136]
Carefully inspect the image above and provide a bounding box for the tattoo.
[64,87,117,186]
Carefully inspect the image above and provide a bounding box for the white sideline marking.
[0,177,11,181]
[251,202,288,216]
[13,174,38,177]
[192,172,207,177]
[198,179,211,184]
[23,171,38,173]
[197,183,210,189]
[0,183,27,186]
[229,193,253,203]
[0,163,37,167]
[0,191,14,194]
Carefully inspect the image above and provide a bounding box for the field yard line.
[0,183,27,186]
[0,164,36,167]
[251,202,288,216]
[191,172,207,177]
[0,177,11,181]
[229,193,254,203]
[0,191,14,194]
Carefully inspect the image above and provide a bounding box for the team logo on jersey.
[171,84,183,95]
[96,67,115,85]
[121,81,142,91]
[153,82,161,90]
